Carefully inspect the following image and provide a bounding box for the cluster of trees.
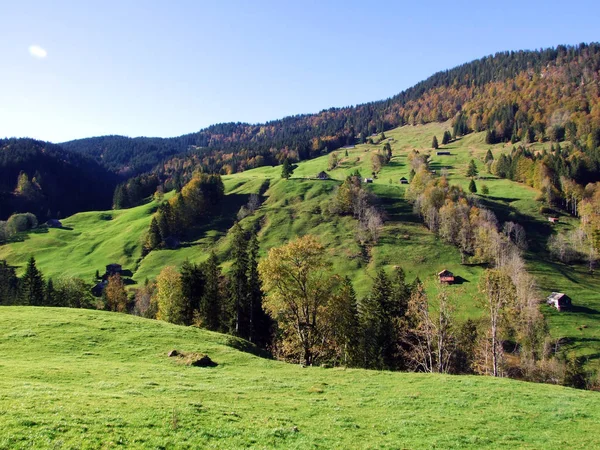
[371,141,393,175]
[0,257,98,308]
[139,225,271,346]
[329,173,385,243]
[144,174,225,253]
[113,173,161,209]
[257,235,589,388]
[0,213,38,242]
[0,139,117,221]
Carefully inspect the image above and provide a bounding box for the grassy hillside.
[1,307,598,449]
[1,122,600,364]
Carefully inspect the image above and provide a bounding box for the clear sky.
[1,0,599,143]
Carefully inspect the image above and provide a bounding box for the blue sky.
[1,0,599,143]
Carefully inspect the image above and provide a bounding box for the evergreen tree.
[21,256,44,306]
[281,158,295,179]
[481,184,490,195]
[360,269,396,369]
[390,266,410,317]
[146,217,162,251]
[180,260,204,325]
[484,149,494,163]
[466,159,478,177]
[442,131,451,145]
[469,178,478,193]
[247,232,270,346]
[0,260,19,305]
[156,205,171,240]
[229,223,249,337]
[328,277,360,366]
[432,136,439,149]
[200,251,223,331]
[45,278,56,306]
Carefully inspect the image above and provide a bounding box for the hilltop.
[0,306,598,449]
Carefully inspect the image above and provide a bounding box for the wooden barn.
[547,292,572,311]
[106,263,122,275]
[438,269,455,284]
[436,151,451,156]
[399,177,409,184]
[316,171,330,180]
[364,178,374,183]
[46,219,63,228]
[548,217,559,224]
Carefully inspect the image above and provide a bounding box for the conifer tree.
[229,223,249,337]
[281,158,295,179]
[200,251,223,331]
[484,149,494,163]
[180,260,204,325]
[469,178,478,193]
[360,269,396,369]
[21,256,44,306]
[328,277,360,366]
[442,131,451,145]
[466,159,478,177]
[432,136,439,149]
[146,217,162,251]
[0,260,19,305]
[45,278,56,306]
[247,232,270,346]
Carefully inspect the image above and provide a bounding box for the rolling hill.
[2,121,600,367]
[1,306,598,449]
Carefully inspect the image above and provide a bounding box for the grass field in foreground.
[1,307,599,449]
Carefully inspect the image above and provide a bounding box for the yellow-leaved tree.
[258,235,338,366]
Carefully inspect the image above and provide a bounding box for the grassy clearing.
[0,307,598,449]
[1,122,600,362]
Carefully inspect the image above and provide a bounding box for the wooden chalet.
[316,171,330,180]
[364,178,374,183]
[438,269,455,284]
[399,177,409,184]
[46,219,63,228]
[546,292,572,311]
[106,263,122,275]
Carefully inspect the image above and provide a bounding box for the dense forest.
[0,139,117,221]
[61,44,600,183]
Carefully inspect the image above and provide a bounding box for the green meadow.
[1,307,599,449]
[1,122,600,365]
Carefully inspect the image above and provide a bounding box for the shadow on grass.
[570,305,600,315]
[225,336,272,359]
[452,275,469,285]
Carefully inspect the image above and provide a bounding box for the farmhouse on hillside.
[46,219,63,228]
[316,171,330,180]
[548,217,559,224]
[364,178,374,183]
[106,263,122,275]
[546,292,572,311]
[399,177,409,184]
[436,151,451,156]
[438,269,455,284]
